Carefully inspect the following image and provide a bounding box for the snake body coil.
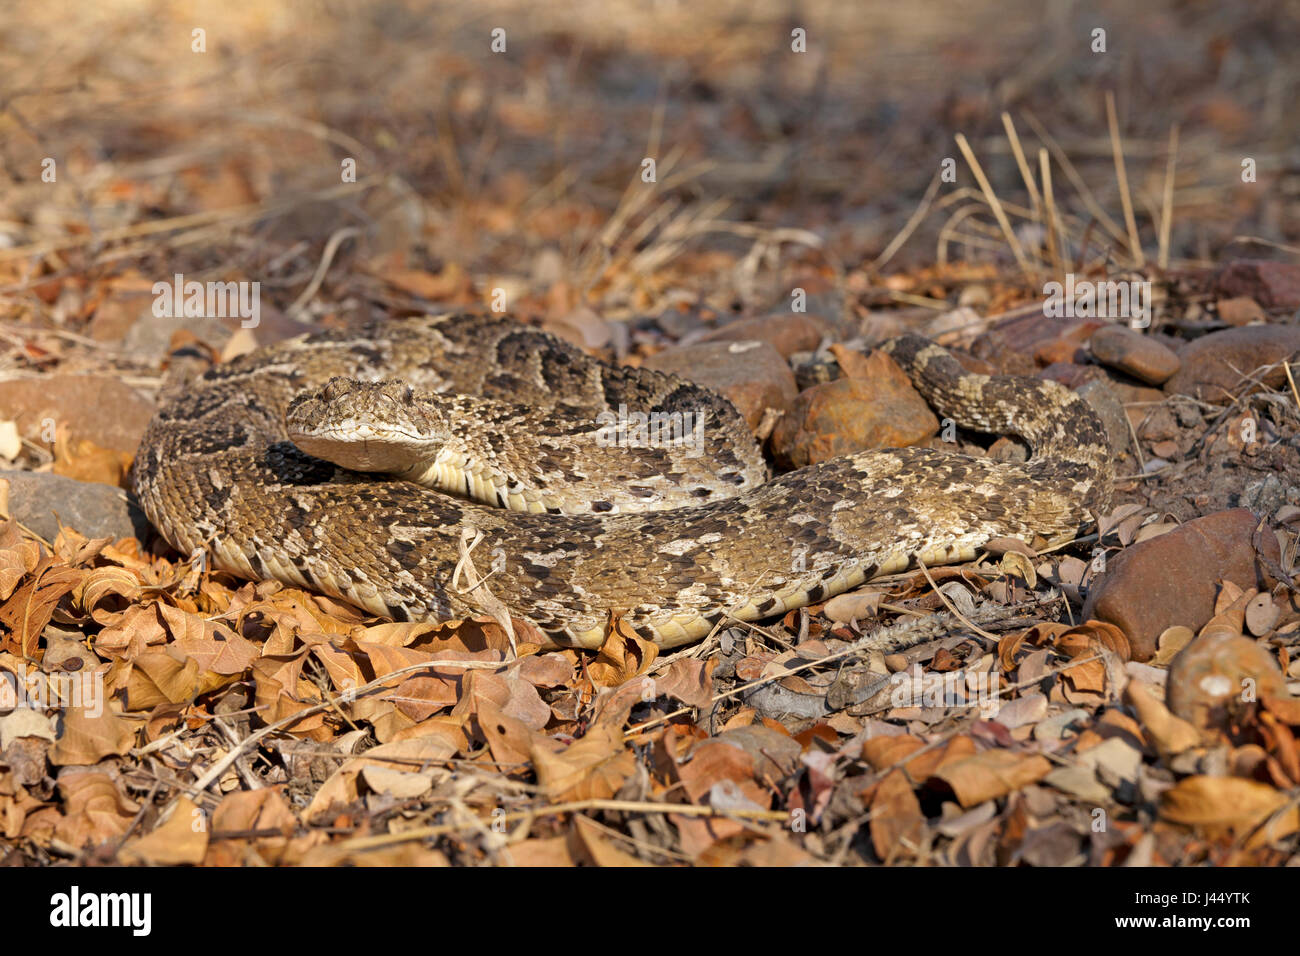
[132,313,1112,648]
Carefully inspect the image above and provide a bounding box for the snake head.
[285,377,450,474]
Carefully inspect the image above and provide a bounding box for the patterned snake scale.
[131,313,1113,649]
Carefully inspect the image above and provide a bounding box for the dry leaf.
[118,796,208,865]
[930,750,1052,807]
[588,617,658,687]
[49,705,137,766]
[1160,775,1297,842]
[870,769,924,861]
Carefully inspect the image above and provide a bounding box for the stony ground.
[0,0,1298,866]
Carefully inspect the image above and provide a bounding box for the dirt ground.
[0,1,1298,870]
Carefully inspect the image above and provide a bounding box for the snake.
[130,312,1113,649]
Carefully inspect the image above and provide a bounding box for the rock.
[1135,405,1180,443]
[1216,297,1266,326]
[790,350,842,391]
[1074,379,1130,456]
[770,351,938,469]
[1108,380,1169,417]
[119,304,301,361]
[923,307,983,342]
[1214,260,1300,310]
[1166,632,1286,734]
[1164,325,1300,401]
[1032,321,1104,367]
[1240,474,1300,515]
[1081,508,1281,661]
[0,375,154,454]
[1089,325,1181,385]
[1037,362,1107,391]
[642,340,797,430]
[692,313,834,358]
[0,470,151,541]
[121,310,233,361]
[88,288,154,342]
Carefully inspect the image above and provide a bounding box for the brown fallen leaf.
[75,566,144,625]
[860,733,977,783]
[929,749,1052,807]
[476,698,538,769]
[531,725,636,802]
[1125,680,1202,756]
[207,788,316,866]
[654,657,715,709]
[49,704,138,766]
[504,834,576,866]
[306,736,457,822]
[870,769,924,862]
[250,653,331,739]
[587,616,658,687]
[570,814,651,866]
[126,647,242,710]
[118,796,208,865]
[0,560,86,658]
[675,739,766,806]
[52,770,138,850]
[1160,775,1299,844]
[529,685,642,802]
[0,520,43,600]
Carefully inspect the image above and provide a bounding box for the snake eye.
[402,385,415,403]
[322,377,350,402]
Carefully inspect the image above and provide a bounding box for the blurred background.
[0,0,1297,334]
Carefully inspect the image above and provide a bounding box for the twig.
[1001,112,1042,219]
[624,602,1040,738]
[954,133,1035,282]
[286,227,361,319]
[1039,148,1064,276]
[914,557,999,640]
[871,168,943,271]
[452,527,516,657]
[1157,124,1179,270]
[328,798,790,853]
[185,657,506,796]
[1284,359,1300,415]
[1105,92,1145,268]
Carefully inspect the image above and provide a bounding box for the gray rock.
[0,470,151,542]
[1075,379,1130,455]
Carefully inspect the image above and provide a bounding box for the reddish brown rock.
[1037,362,1107,390]
[1089,325,1181,385]
[1163,325,1300,401]
[1032,321,1104,367]
[694,313,834,358]
[1081,509,1281,662]
[1214,260,1300,310]
[1166,632,1286,734]
[643,339,797,430]
[0,375,154,454]
[770,351,939,469]
[1216,297,1266,326]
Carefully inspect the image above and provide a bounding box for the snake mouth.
[288,421,430,472]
